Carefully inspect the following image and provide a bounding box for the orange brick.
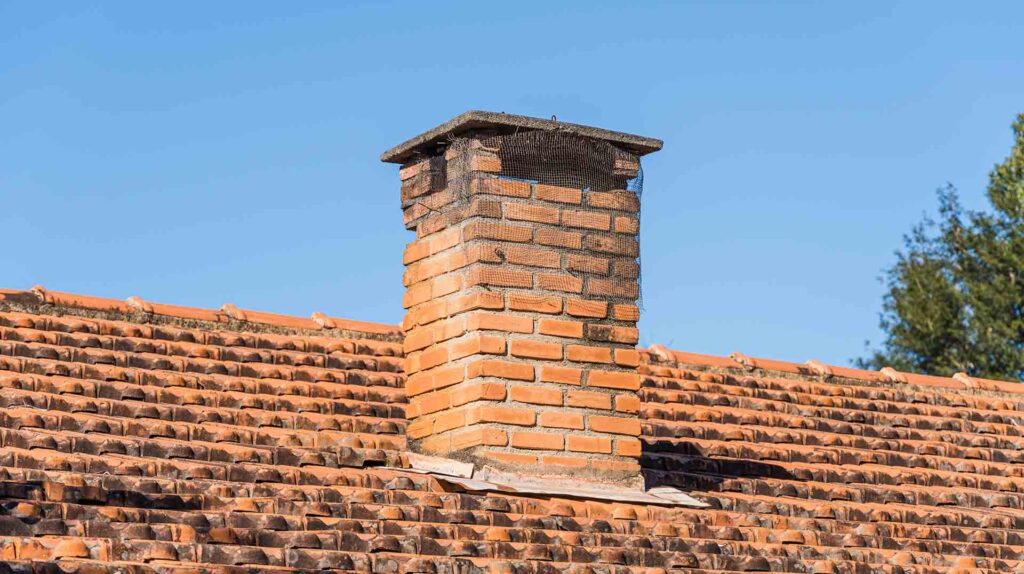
[566,254,610,275]
[561,210,611,231]
[403,327,433,353]
[566,345,612,364]
[481,450,537,465]
[510,340,563,361]
[611,326,639,345]
[418,433,451,453]
[448,291,504,315]
[468,406,536,426]
[588,278,638,300]
[614,348,641,368]
[450,381,507,406]
[567,390,612,410]
[540,366,583,386]
[468,359,535,381]
[538,319,584,338]
[539,411,584,430]
[536,184,582,204]
[463,221,533,243]
[511,431,564,451]
[537,273,583,294]
[450,427,508,450]
[448,334,506,361]
[592,459,641,473]
[418,346,449,370]
[611,260,639,279]
[428,227,461,255]
[411,392,451,416]
[615,438,642,457]
[567,435,612,454]
[471,155,501,172]
[540,454,588,468]
[510,385,563,406]
[565,299,608,319]
[614,394,641,414]
[433,409,467,433]
[505,202,560,224]
[472,178,531,198]
[584,234,638,257]
[467,312,533,334]
[404,240,430,265]
[466,267,533,289]
[613,216,639,234]
[508,293,562,314]
[587,370,640,390]
[534,228,582,249]
[586,190,639,212]
[588,415,641,436]
[504,246,561,268]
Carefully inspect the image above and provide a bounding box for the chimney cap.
[380,110,663,164]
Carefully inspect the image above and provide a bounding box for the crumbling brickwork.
[395,128,649,486]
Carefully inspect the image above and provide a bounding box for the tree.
[860,114,1024,380]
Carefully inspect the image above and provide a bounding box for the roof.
[380,111,664,164]
[2,287,1024,573]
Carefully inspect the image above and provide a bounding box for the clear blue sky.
[2,2,1022,366]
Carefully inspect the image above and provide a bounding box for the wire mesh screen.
[443,130,644,307]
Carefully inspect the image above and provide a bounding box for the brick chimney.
[382,111,662,487]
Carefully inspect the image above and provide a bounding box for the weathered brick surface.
[396,136,644,486]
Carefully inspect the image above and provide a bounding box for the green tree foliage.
[861,114,1024,380]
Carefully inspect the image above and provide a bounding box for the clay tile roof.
[4,286,1024,572]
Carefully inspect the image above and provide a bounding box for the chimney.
[382,111,662,487]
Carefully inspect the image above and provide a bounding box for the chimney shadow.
[640,438,799,494]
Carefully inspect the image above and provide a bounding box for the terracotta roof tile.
[4,288,1024,572]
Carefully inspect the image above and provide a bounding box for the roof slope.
[1,288,1023,573]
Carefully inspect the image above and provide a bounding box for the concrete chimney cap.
[380,110,663,164]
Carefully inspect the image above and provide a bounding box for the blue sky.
[2,2,1022,366]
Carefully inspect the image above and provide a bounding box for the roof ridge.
[645,344,1024,397]
[0,286,401,338]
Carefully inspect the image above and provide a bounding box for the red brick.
[565,299,608,319]
[510,340,563,361]
[566,345,612,364]
[611,260,640,279]
[561,210,611,231]
[540,366,583,386]
[614,394,641,414]
[508,293,562,314]
[566,254,610,275]
[567,435,612,454]
[587,370,640,390]
[539,411,584,430]
[537,273,583,294]
[467,359,535,381]
[468,406,536,426]
[536,184,582,204]
[538,319,584,338]
[505,202,560,224]
[463,221,533,243]
[509,385,563,406]
[511,431,564,451]
[567,390,611,410]
[535,228,582,249]
[466,267,533,289]
[588,415,641,436]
